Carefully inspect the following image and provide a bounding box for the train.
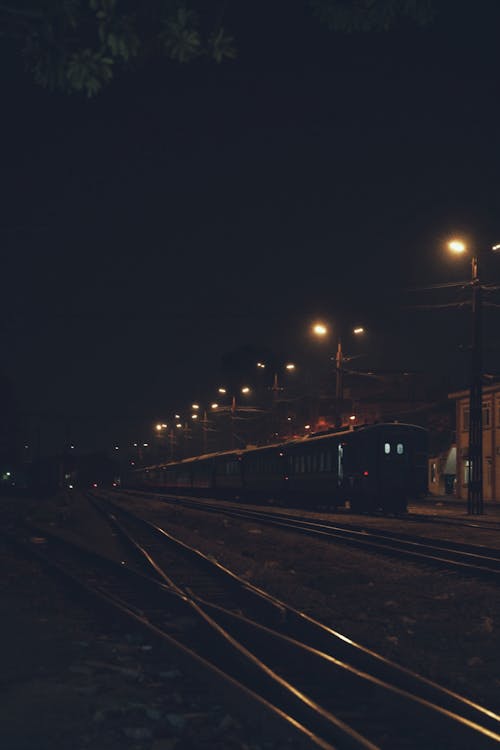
[128,422,429,514]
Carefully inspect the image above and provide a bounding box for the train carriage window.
[397,443,404,455]
[319,452,325,472]
[337,444,344,482]
[384,443,391,454]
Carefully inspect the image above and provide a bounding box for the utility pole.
[335,338,344,428]
[468,255,483,514]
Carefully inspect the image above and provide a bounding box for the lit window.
[397,443,404,455]
[384,443,391,454]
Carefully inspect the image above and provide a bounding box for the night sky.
[2,2,500,456]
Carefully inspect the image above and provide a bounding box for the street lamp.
[448,238,483,514]
[311,321,365,427]
[214,386,253,449]
[256,360,297,440]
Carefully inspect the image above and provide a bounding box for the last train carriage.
[133,422,428,514]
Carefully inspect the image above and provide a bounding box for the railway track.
[116,489,500,581]
[67,490,500,748]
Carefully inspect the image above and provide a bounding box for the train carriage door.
[380,431,410,510]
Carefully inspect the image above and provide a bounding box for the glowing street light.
[312,322,328,337]
[445,236,500,512]
[448,238,467,254]
[448,237,482,513]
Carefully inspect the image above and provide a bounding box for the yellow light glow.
[192,404,200,410]
[241,386,250,394]
[305,424,311,430]
[353,327,364,335]
[448,239,466,254]
[155,424,162,431]
[176,423,182,428]
[257,362,265,368]
[312,323,328,336]
[218,387,227,394]
[285,363,295,370]
[349,415,356,421]
[192,414,198,419]
[211,403,219,409]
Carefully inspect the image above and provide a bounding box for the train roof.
[136,422,427,472]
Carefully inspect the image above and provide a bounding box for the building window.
[463,459,471,486]
[430,462,437,483]
[487,458,493,488]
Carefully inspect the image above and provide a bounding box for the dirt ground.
[3,490,500,749]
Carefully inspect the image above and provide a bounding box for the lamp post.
[257,361,296,439]
[215,386,252,449]
[448,239,483,514]
[312,322,365,428]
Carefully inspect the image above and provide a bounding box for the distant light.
[218,387,227,394]
[285,363,295,370]
[70,445,75,449]
[241,386,250,394]
[192,404,200,410]
[155,424,163,431]
[493,244,500,252]
[448,239,466,254]
[349,415,356,421]
[363,470,369,476]
[176,423,182,428]
[143,443,149,447]
[192,414,198,419]
[68,484,74,489]
[24,444,29,449]
[353,327,364,335]
[92,482,98,487]
[114,446,119,450]
[211,403,218,409]
[304,424,311,430]
[257,362,266,368]
[287,417,292,421]
[174,414,181,419]
[312,323,328,336]
[133,442,138,447]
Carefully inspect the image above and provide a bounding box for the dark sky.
[2,2,500,455]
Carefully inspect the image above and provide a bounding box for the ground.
[2,491,500,749]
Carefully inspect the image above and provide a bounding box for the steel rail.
[2,522,374,750]
[125,490,500,580]
[88,491,500,743]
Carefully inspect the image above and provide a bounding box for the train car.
[127,422,428,514]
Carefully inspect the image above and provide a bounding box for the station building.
[449,382,500,503]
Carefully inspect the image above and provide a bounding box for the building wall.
[453,385,500,502]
